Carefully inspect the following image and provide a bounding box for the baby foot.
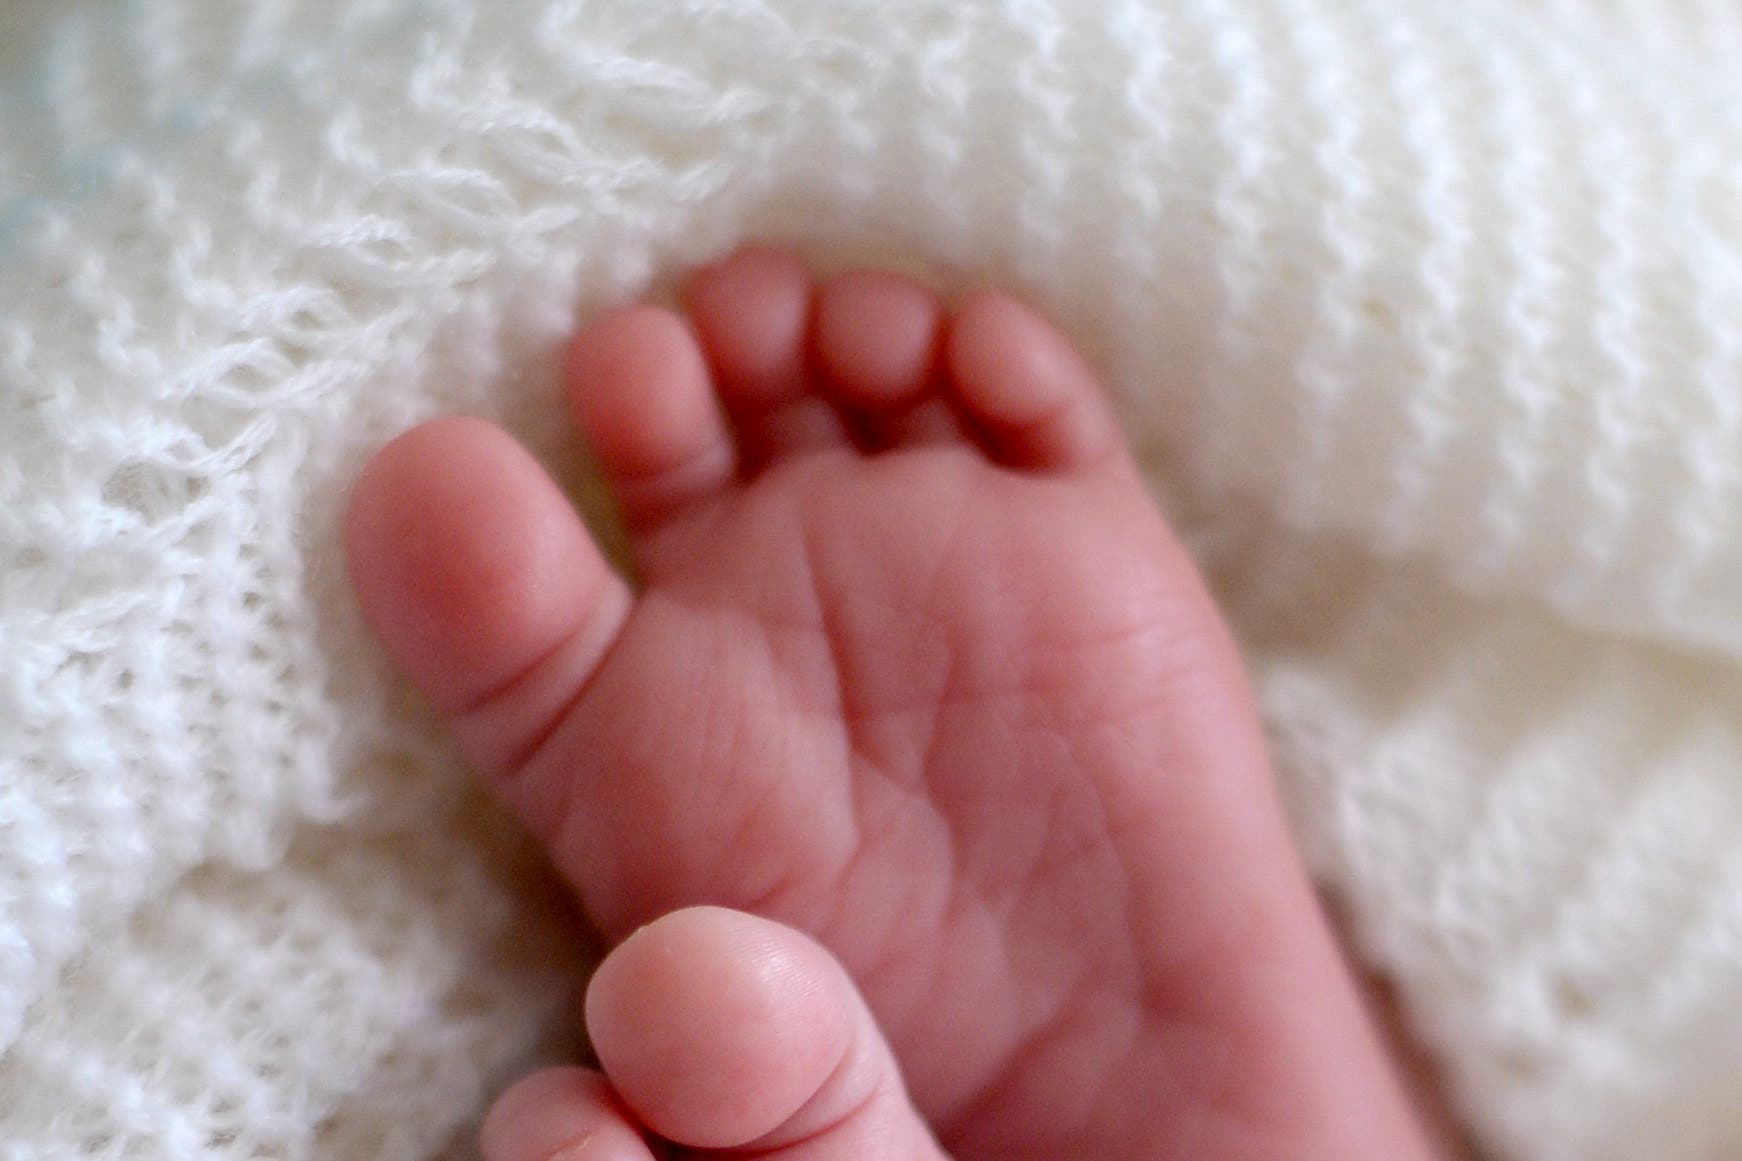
[345,248,1435,1160]
[482,906,946,1160]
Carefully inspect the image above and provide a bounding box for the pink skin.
[345,248,1439,1161]
[483,907,946,1160]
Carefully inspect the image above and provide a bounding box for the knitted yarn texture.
[2,1,1740,1159]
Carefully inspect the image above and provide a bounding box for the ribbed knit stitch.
[2,2,1739,1159]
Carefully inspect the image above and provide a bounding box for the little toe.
[566,306,737,532]
[685,246,851,469]
[482,1068,664,1161]
[344,417,632,800]
[813,270,957,449]
[587,907,948,1159]
[945,291,1126,473]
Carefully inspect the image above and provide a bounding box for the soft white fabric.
[3,1,1740,1158]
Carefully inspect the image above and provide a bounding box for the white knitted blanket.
[4,2,1741,1158]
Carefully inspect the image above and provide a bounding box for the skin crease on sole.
[344,247,1451,1161]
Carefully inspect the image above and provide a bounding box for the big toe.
[344,417,633,799]
[585,907,948,1159]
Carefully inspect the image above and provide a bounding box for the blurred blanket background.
[2,2,1741,1158]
